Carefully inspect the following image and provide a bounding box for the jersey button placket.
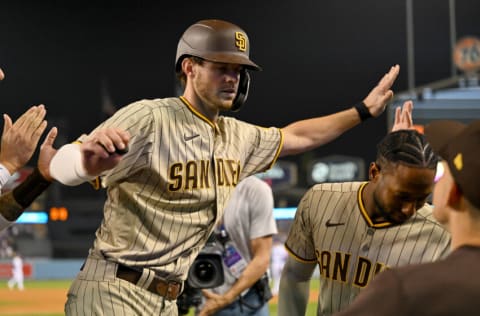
[360,228,374,254]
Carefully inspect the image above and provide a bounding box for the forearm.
[278,277,310,316]
[0,167,52,224]
[49,143,94,186]
[0,193,21,231]
[280,107,360,156]
[278,257,315,316]
[223,252,270,303]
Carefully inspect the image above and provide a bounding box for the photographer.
[198,176,277,316]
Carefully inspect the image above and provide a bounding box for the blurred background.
[0,0,479,314]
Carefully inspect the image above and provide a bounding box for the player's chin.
[217,98,234,111]
[391,214,410,224]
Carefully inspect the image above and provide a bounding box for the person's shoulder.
[413,204,448,229]
[240,175,268,188]
[413,203,435,221]
[133,97,182,109]
[218,116,274,131]
[310,181,364,193]
[238,176,272,196]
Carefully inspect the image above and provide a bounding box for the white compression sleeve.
[49,143,95,186]
[0,163,11,191]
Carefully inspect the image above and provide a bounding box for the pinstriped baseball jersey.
[78,96,282,282]
[285,181,451,315]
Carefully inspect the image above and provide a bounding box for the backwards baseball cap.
[424,120,480,209]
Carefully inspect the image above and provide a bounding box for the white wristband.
[49,143,95,186]
[0,213,12,232]
[0,163,11,191]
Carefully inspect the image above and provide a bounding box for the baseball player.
[278,129,451,316]
[48,19,402,315]
[335,120,480,316]
[7,251,24,291]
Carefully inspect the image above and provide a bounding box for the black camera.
[177,234,226,314]
[187,242,224,289]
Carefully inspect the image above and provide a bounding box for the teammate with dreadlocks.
[278,129,451,316]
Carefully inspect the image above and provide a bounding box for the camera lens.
[193,260,216,282]
[187,252,224,289]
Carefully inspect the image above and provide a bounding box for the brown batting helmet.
[175,19,262,71]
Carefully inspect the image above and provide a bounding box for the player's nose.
[401,203,416,218]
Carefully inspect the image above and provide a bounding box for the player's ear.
[181,58,194,77]
[447,182,463,209]
[368,162,381,182]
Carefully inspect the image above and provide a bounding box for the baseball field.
[0,279,319,316]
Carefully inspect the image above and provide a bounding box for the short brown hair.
[175,56,204,88]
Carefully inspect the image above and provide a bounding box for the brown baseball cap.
[424,120,480,209]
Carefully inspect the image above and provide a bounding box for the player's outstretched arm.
[278,256,316,316]
[0,105,48,174]
[0,67,4,80]
[390,100,414,132]
[280,65,400,156]
[49,128,130,186]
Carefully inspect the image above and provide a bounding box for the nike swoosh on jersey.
[184,134,200,141]
[325,219,345,227]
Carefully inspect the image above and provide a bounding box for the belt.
[116,264,182,300]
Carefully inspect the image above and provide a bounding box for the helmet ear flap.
[231,70,250,112]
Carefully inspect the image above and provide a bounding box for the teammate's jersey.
[79,97,282,281]
[285,181,451,315]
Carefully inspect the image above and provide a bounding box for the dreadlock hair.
[376,130,438,171]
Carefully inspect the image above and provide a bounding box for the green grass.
[22,279,72,289]
[271,278,318,316]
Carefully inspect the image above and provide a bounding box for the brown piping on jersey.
[179,96,216,129]
[285,242,317,263]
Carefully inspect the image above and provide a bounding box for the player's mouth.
[389,211,411,224]
[219,88,236,98]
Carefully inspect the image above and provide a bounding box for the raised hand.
[363,65,400,118]
[391,100,414,132]
[38,127,59,181]
[81,128,130,176]
[0,105,48,174]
